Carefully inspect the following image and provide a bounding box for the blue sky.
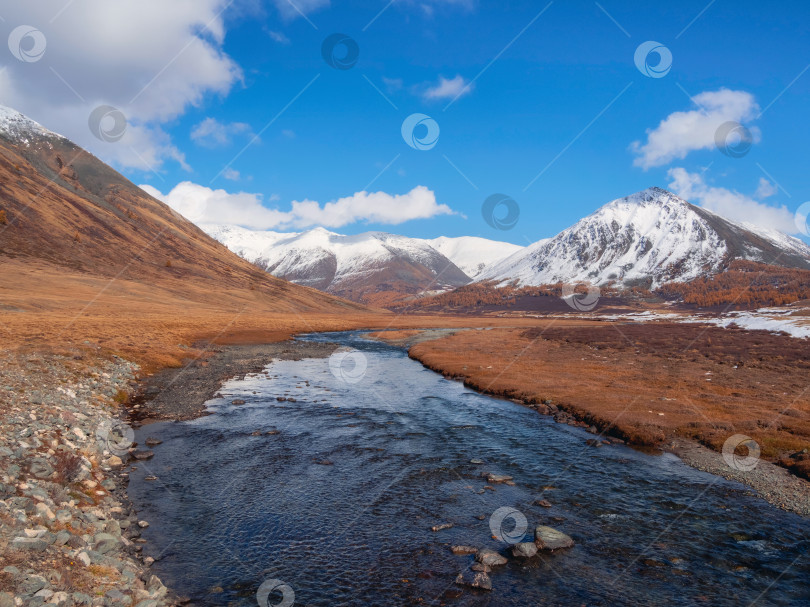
[3,0,810,244]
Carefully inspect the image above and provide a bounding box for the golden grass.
[409,324,810,467]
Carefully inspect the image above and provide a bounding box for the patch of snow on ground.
[700,310,810,339]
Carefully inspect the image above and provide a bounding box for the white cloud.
[422,75,473,101]
[755,177,778,199]
[281,129,296,139]
[413,0,475,16]
[273,0,329,20]
[667,168,797,234]
[141,182,456,230]
[223,168,241,181]
[631,89,761,169]
[382,77,403,93]
[268,30,291,44]
[0,1,241,172]
[191,118,253,148]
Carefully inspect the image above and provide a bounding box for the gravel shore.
[669,438,810,516]
[130,340,339,423]
[0,338,339,607]
[0,346,174,607]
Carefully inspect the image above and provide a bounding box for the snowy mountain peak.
[480,188,810,289]
[0,105,63,143]
[202,224,522,303]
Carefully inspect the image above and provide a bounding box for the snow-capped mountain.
[0,105,64,143]
[480,187,810,289]
[203,225,480,304]
[424,236,524,278]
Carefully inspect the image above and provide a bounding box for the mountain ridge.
[479,187,810,289]
[201,224,519,304]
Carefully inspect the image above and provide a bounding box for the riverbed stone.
[511,542,539,558]
[93,533,120,554]
[11,537,49,551]
[534,526,574,550]
[475,549,508,566]
[19,575,48,597]
[131,450,154,461]
[455,570,492,591]
[450,545,477,555]
[29,458,54,479]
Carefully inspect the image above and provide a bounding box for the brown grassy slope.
[0,128,386,368]
[0,130,368,310]
[408,324,810,475]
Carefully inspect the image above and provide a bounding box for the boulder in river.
[145,438,162,446]
[450,545,477,555]
[231,399,246,405]
[431,522,453,532]
[470,562,491,572]
[475,549,508,566]
[131,450,154,460]
[486,473,513,483]
[534,526,574,551]
[511,542,539,558]
[455,570,492,591]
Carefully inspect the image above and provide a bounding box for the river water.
[128,332,809,606]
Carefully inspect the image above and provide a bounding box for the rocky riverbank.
[0,347,173,607]
[1,338,342,606]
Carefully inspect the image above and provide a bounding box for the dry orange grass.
[409,324,810,469]
[0,259,555,373]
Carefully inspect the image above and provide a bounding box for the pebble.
[455,570,492,591]
[475,549,508,566]
[535,526,575,551]
[511,542,539,558]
